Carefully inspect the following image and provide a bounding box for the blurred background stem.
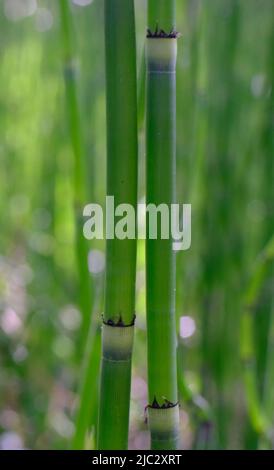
[59,0,93,354]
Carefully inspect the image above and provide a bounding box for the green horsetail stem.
[97,0,138,450]
[146,1,180,450]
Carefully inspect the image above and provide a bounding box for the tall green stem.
[146,0,180,450]
[97,0,138,450]
[73,322,101,449]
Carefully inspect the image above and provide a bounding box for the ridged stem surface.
[146,0,180,450]
[97,0,138,450]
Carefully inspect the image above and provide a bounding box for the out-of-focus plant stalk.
[60,0,100,450]
[59,0,93,351]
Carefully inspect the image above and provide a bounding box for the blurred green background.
[0,0,273,450]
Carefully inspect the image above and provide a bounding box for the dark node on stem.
[152,396,160,408]
[144,397,179,423]
[102,314,136,328]
[146,396,179,410]
[147,25,180,39]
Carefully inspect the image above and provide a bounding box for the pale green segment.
[148,406,180,450]
[102,324,135,360]
[148,0,176,32]
[148,405,180,433]
[146,38,177,71]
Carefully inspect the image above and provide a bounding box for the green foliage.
[0,0,273,450]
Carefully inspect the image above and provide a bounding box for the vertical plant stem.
[258,17,274,447]
[198,0,241,448]
[60,1,98,448]
[73,322,101,449]
[59,0,92,351]
[240,235,274,445]
[97,0,138,450]
[146,0,180,450]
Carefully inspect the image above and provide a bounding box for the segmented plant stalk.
[97,0,138,450]
[146,0,180,450]
[59,0,92,350]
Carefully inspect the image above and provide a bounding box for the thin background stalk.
[59,0,101,449]
[59,0,93,352]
